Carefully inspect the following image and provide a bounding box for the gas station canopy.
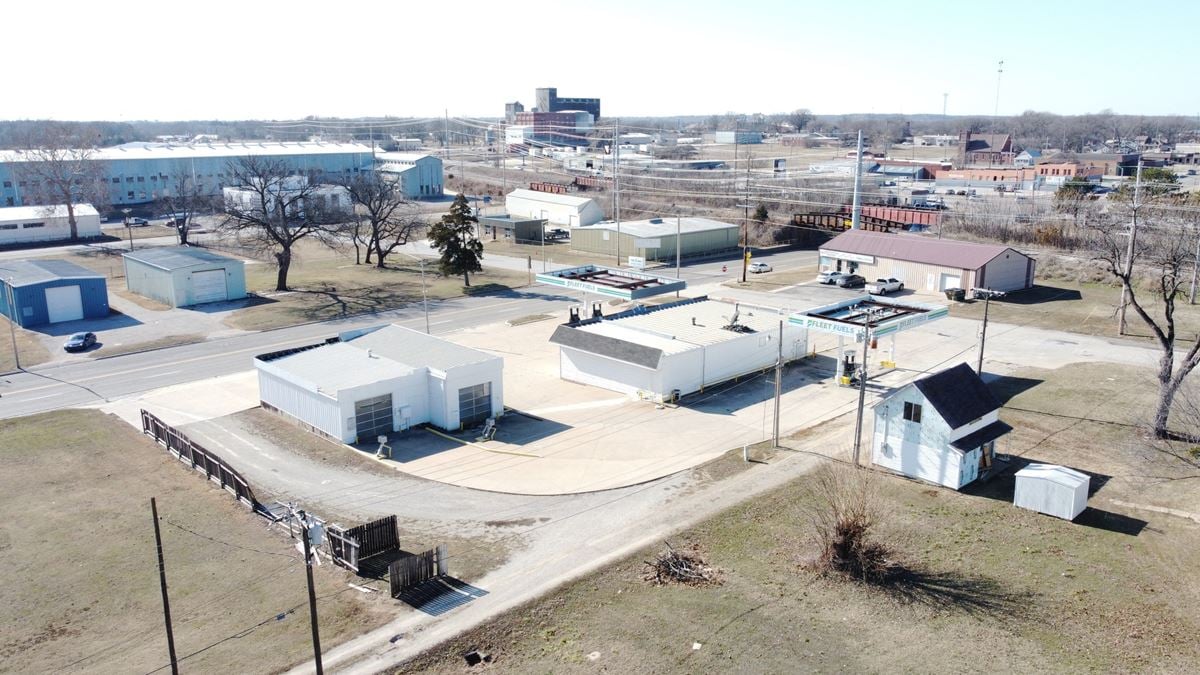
[536,265,687,300]
[790,295,948,338]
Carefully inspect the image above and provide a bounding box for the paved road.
[0,288,581,420]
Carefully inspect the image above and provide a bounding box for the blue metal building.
[0,141,377,208]
[0,260,109,327]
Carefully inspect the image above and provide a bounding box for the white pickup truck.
[866,278,904,295]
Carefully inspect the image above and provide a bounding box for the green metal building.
[569,217,739,263]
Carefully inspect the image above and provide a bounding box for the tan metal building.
[570,217,739,264]
[819,230,1035,293]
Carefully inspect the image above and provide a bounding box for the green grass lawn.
[396,362,1200,674]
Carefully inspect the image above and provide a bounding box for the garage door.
[353,394,393,443]
[938,273,962,291]
[191,269,228,304]
[458,382,493,428]
[44,285,84,323]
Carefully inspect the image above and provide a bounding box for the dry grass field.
[0,409,398,674]
[394,362,1200,674]
[0,316,51,373]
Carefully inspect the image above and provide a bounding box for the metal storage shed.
[1013,463,1090,520]
[0,260,109,327]
[122,247,246,307]
[504,189,604,227]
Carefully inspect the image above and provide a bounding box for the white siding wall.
[434,358,505,429]
[505,195,603,226]
[257,366,345,441]
[872,389,966,489]
[339,371,429,442]
[0,209,101,244]
[560,348,658,397]
[979,250,1033,291]
[823,256,975,294]
[659,348,705,398]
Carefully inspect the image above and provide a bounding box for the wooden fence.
[389,544,447,597]
[326,514,400,574]
[140,409,258,510]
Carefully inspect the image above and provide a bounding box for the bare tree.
[338,173,423,268]
[160,162,212,246]
[13,122,109,240]
[1092,203,1200,439]
[219,156,342,291]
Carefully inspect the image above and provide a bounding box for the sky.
[8,0,1199,122]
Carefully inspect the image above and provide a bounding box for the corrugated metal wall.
[569,226,739,261]
[257,366,346,441]
[123,258,176,306]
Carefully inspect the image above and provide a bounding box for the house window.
[137,176,145,183]
[2,181,10,188]
[0,224,18,230]
[112,177,120,184]
[903,402,922,423]
[23,222,45,229]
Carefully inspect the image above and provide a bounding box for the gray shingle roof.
[123,246,241,271]
[549,325,664,369]
[913,363,1002,429]
[0,260,103,287]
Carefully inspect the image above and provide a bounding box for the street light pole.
[6,277,21,370]
[851,310,877,467]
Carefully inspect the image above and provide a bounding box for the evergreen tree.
[428,193,483,286]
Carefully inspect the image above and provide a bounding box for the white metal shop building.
[549,297,807,402]
[255,324,504,444]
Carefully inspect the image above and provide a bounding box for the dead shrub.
[642,542,721,586]
[800,464,896,582]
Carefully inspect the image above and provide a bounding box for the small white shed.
[1013,464,1090,521]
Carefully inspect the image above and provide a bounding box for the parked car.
[866,278,904,294]
[816,270,847,284]
[126,217,149,227]
[748,262,772,274]
[837,274,867,289]
[63,332,97,352]
[546,228,569,240]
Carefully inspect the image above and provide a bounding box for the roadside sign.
[628,256,647,269]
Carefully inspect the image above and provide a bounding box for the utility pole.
[851,312,876,467]
[5,278,20,370]
[742,154,751,283]
[1190,224,1200,305]
[1118,160,1143,335]
[500,122,507,200]
[976,290,992,374]
[150,498,179,675]
[942,92,948,117]
[772,320,783,448]
[613,118,621,265]
[993,59,1004,133]
[851,130,864,229]
[298,509,324,675]
[675,214,682,280]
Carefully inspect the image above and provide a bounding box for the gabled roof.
[0,259,103,287]
[1015,463,1090,489]
[964,133,1012,153]
[506,188,597,210]
[348,324,496,371]
[123,246,241,271]
[549,325,664,369]
[822,229,1021,270]
[912,363,1002,429]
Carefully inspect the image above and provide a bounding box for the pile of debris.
[642,542,721,586]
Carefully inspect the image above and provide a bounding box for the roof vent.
[649,218,663,224]
[367,349,377,359]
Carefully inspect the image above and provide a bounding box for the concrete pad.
[98,370,259,428]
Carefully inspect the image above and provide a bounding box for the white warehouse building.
[549,297,807,402]
[504,189,604,227]
[0,204,101,245]
[255,324,504,444]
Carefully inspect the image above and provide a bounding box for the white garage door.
[191,269,228,304]
[938,272,961,291]
[44,285,84,323]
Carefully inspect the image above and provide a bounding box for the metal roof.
[0,259,103,287]
[576,217,737,238]
[506,189,597,209]
[1015,463,1090,489]
[822,230,1020,270]
[123,246,241,271]
[375,152,438,163]
[347,324,498,372]
[574,298,788,354]
[0,204,99,222]
[265,342,418,393]
[0,141,373,164]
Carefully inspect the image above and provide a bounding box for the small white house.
[1014,464,1090,520]
[255,324,503,444]
[872,363,1011,490]
[0,204,102,245]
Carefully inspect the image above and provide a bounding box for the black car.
[63,332,97,352]
[836,274,866,289]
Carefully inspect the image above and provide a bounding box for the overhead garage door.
[457,382,493,428]
[191,269,228,304]
[44,285,84,323]
[938,272,961,291]
[354,394,393,443]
